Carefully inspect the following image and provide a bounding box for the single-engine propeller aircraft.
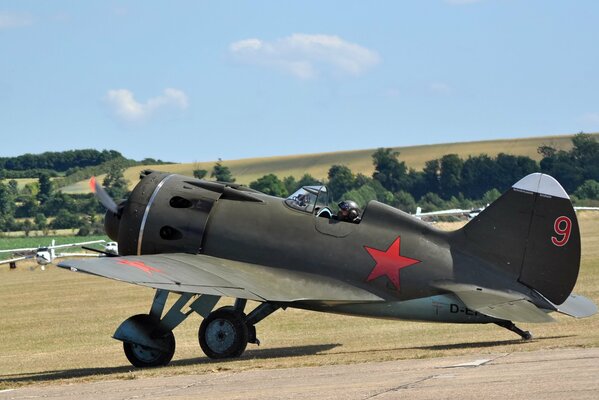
[0,239,105,270]
[58,171,597,367]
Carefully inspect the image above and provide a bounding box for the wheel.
[521,331,533,341]
[199,308,248,359]
[122,315,176,368]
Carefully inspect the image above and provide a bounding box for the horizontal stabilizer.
[435,283,554,323]
[552,293,597,318]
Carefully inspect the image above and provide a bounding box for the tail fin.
[457,173,580,305]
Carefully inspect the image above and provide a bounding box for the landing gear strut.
[114,289,280,367]
[199,301,280,359]
[114,290,221,368]
[495,320,533,340]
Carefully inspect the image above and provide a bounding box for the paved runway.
[2,348,598,400]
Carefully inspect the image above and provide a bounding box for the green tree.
[282,174,321,195]
[42,192,78,216]
[393,191,417,213]
[0,214,16,232]
[50,209,81,229]
[0,182,15,217]
[7,179,18,196]
[572,132,599,182]
[193,169,208,179]
[341,185,377,209]
[481,188,502,205]
[461,155,496,199]
[15,196,38,218]
[438,154,464,199]
[103,161,129,200]
[328,165,356,201]
[283,176,297,194]
[422,159,441,195]
[296,174,320,188]
[34,213,47,232]
[372,148,409,193]
[37,172,53,204]
[574,180,599,200]
[418,192,446,212]
[211,161,235,182]
[21,219,33,237]
[249,174,288,197]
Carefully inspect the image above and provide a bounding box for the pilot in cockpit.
[337,200,361,223]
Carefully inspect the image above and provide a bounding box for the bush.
[575,180,599,200]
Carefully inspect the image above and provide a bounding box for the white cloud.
[229,33,380,79]
[105,88,189,122]
[0,13,33,29]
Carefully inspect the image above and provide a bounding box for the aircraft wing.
[415,208,469,217]
[57,253,383,303]
[0,247,36,254]
[434,282,555,323]
[574,206,599,211]
[51,240,105,249]
[0,255,32,265]
[55,253,100,258]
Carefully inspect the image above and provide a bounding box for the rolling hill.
[60,133,594,193]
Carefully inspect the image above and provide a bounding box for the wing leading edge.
[57,253,383,304]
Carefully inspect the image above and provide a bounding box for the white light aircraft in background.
[0,239,105,270]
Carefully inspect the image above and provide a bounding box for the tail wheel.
[199,308,248,359]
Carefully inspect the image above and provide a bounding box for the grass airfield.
[1,212,598,389]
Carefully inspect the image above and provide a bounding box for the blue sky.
[1,1,598,163]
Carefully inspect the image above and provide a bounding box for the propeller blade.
[89,176,119,214]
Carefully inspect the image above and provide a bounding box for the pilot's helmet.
[338,200,361,221]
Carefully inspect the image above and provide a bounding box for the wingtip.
[89,176,97,193]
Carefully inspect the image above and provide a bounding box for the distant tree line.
[1,134,598,235]
[0,162,130,236]
[0,149,170,181]
[246,132,599,213]
[0,149,123,173]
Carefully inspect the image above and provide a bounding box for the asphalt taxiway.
[2,347,598,400]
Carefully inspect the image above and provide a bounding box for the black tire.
[199,308,248,359]
[122,315,176,368]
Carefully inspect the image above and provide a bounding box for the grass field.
[1,212,597,389]
[59,133,597,193]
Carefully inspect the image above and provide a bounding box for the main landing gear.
[495,320,533,340]
[113,290,280,367]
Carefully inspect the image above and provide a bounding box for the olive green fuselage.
[115,172,525,323]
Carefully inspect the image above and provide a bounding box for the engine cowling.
[108,171,222,256]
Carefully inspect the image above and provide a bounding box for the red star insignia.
[118,259,162,275]
[365,236,421,290]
